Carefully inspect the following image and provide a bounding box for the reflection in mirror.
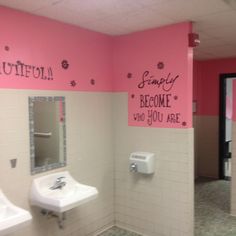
[29,96,66,175]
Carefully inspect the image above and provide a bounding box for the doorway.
[195,73,236,236]
[219,73,236,180]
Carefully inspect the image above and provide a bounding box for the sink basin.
[30,171,98,212]
[0,190,32,235]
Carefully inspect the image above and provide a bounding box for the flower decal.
[90,79,95,85]
[70,80,77,87]
[61,60,69,69]
[157,62,164,69]
[4,46,9,51]
[127,73,132,79]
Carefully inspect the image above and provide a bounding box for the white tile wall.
[113,93,194,236]
[0,89,114,236]
[0,90,194,236]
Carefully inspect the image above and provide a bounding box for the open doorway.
[219,73,236,180]
[194,71,236,236]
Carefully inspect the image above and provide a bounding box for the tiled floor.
[195,178,236,236]
[100,179,236,236]
[98,226,142,236]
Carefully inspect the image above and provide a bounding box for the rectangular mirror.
[29,96,66,175]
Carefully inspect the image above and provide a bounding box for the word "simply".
[138,71,179,91]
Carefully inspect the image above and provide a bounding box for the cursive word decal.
[129,62,186,127]
[137,71,179,91]
[0,60,53,80]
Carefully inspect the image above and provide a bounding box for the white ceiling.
[0,0,236,60]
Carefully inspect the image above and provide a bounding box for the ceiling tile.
[59,0,144,19]
[78,19,129,35]
[194,31,213,40]
[101,8,175,33]
[34,4,91,26]
[135,0,177,7]
[151,0,232,22]
[1,0,236,59]
[193,10,236,31]
[197,38,227,50]
[0,0,64,12]
[203,26,236,40]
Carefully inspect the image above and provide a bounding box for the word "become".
[140,94,171,108]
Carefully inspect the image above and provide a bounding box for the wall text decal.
[137,71,179,91]
[129,63,186,128]
[0,60,53,80]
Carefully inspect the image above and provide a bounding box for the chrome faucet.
[50,177,66,190]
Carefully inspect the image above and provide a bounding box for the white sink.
[30,171,98,212]
[0,190,32,236]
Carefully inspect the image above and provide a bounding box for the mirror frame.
[29,96,67,175]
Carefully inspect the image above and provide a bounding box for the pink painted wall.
[113,22,193,128]
[193,60,202,102]
[0,6,113,92]
[193,58,236,116]
[233,80,236,121]
[0,7,193,129]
